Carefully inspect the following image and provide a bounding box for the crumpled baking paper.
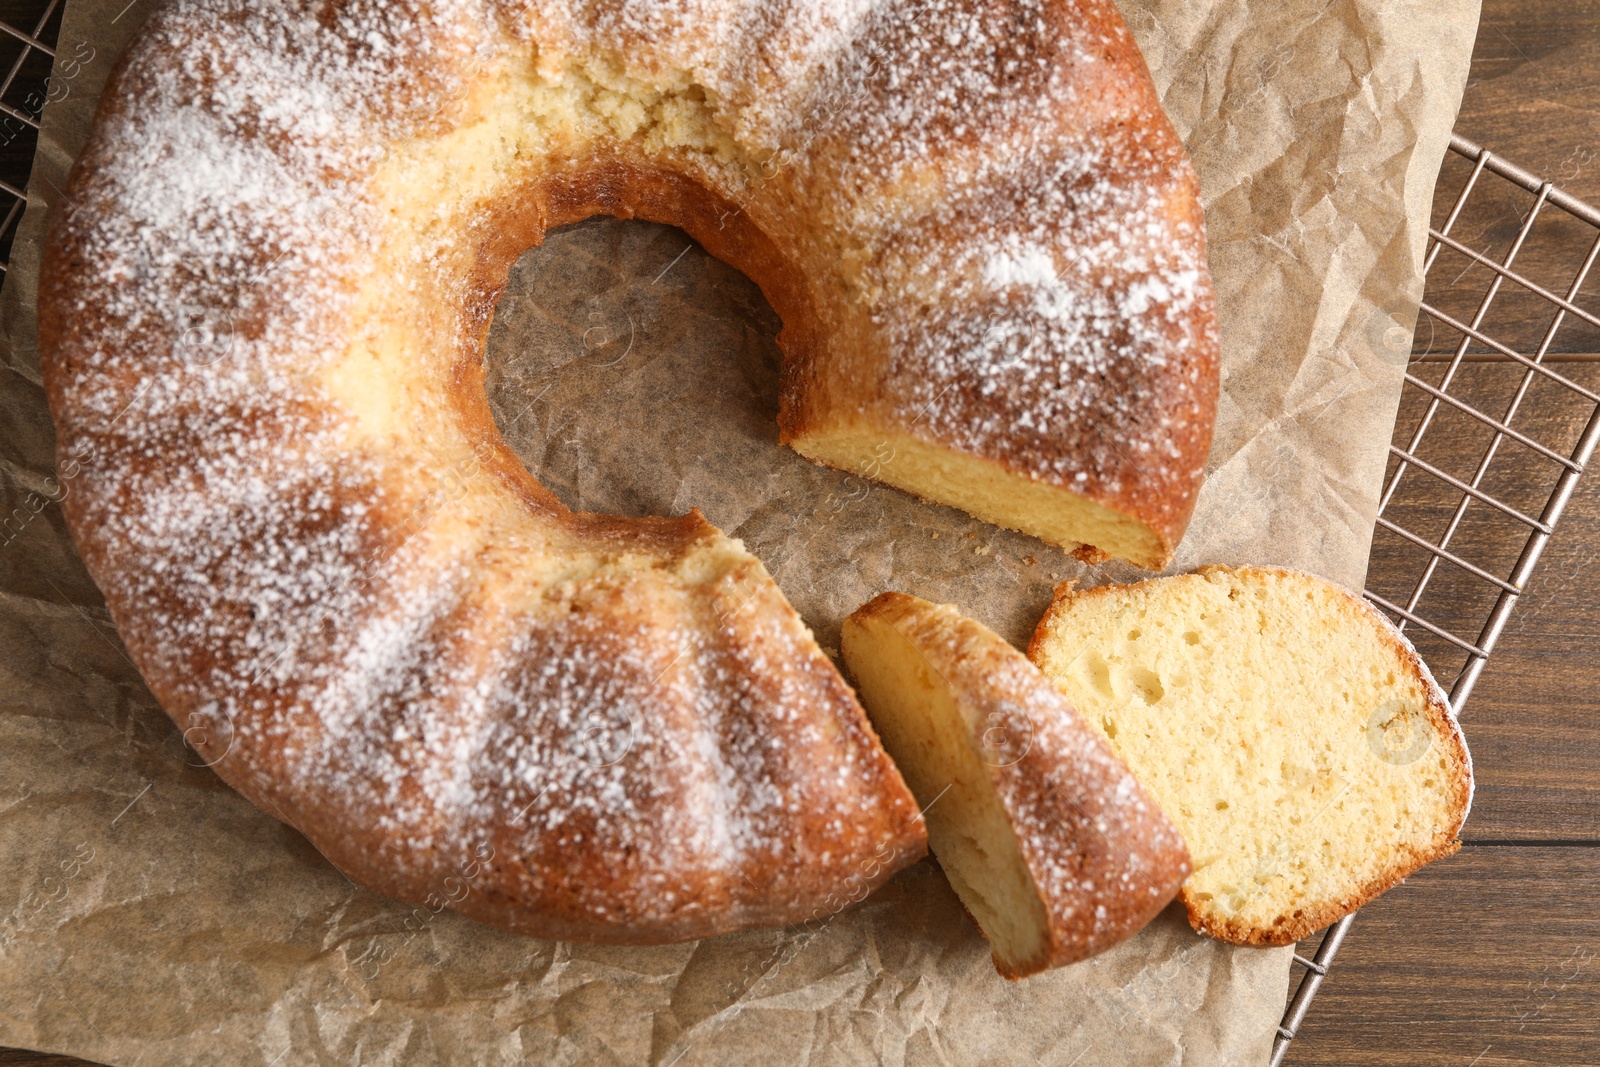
[0,0,1479,1063]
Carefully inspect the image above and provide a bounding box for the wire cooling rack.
[1271,136,1600,1063]
[0,0,63,273]
[1,3,1596,1064]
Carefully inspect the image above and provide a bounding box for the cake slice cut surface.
[1028,565,1473,946]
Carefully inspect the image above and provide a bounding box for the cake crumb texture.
[1028,565,1473,946]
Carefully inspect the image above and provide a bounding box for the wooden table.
[3,1,1598,1064]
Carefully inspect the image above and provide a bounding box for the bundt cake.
[38,0,1213,941]
[841,593,1190,978]
[1028,566,1474,946]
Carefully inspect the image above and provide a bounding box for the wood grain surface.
[3,1,1599,1065]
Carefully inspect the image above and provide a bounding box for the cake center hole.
[486,216,785,526]
[483,216,1081,646]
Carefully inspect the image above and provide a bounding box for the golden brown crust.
[846,592,1190,976]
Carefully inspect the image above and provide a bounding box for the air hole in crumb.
[1127,628,1142,641]
[1183,630,1200,646]
[1215,800,1229,811]
[1079,650,1114,699]
[1124,666,1164,703]
[1101,717,1118,740]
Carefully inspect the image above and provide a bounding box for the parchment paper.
[0,0,1479,1064]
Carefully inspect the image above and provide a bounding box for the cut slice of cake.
[841,592,1190,978]
[1028,565,1473,947]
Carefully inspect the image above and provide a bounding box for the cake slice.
[841,592,1190,978]
[1028,565,1473,946]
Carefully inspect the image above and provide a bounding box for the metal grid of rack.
[1271,134,1600,1063]
[0,0,63,273]
[0,1,1595,1061]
